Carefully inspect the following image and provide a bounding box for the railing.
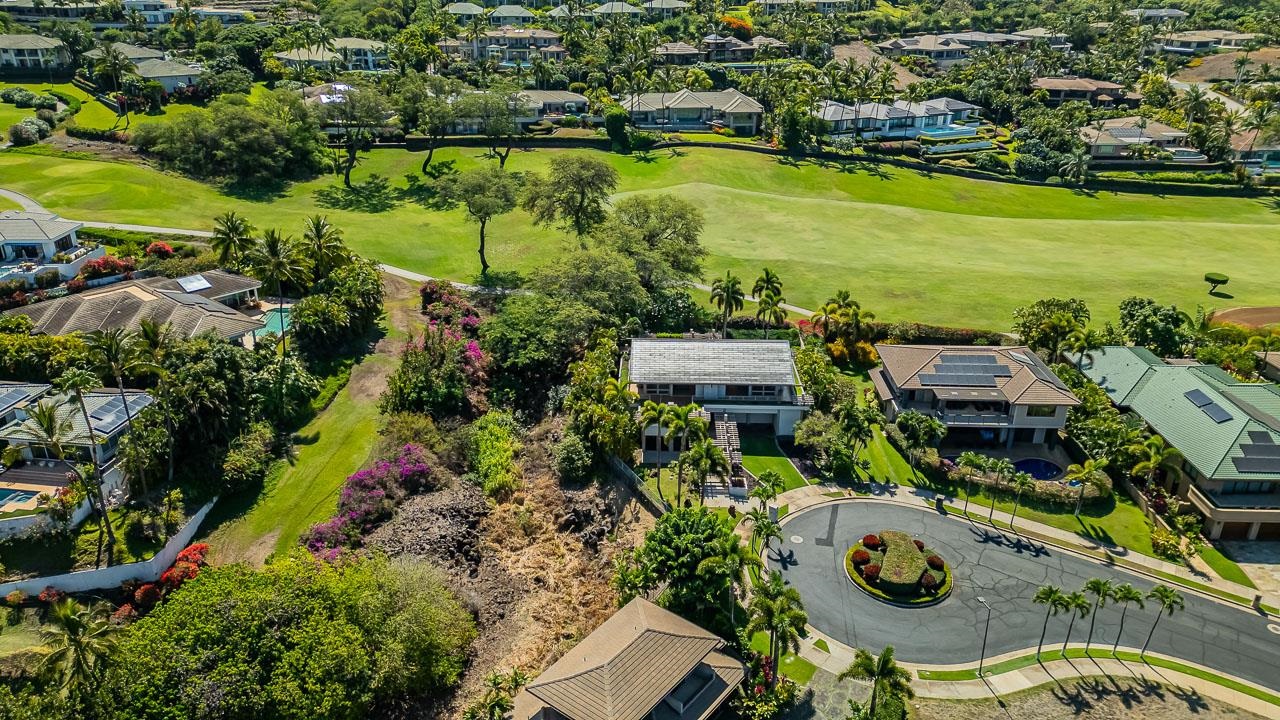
[637,393,811,407]
[939,412,1014,426]
[1188,483,1280,516]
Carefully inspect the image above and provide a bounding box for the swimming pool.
[254,308,291,339]
[1014,458,1063,481]
[0,488,38,508]
[919,125,979,141]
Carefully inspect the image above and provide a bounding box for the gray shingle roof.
[876,345,1078,406]
[628,338,796,386]
[138,270,260,303]
[132,58,199,79]
[84,41,164,61]
[0,211,81,243]
[0,33,63,50]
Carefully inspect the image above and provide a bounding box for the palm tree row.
[1033,581,1183,660]
[638,400,708,507]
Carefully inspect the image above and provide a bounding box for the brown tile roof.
[831,43,922,90]
[875,345,1079,406]
[138,270,261,302]
[1031,76,1124,92]
[515,598,744,720]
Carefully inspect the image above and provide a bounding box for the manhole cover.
[790,535,804,544]
[1268,623,1280,635]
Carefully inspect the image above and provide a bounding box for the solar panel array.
[919,354,1014,388]
[1184,389,1212,407]
[1203,403,1233,424]
[0,388,29,410]
[1232,457,1280,473]
[1248,431,1275,444]
[89,395,153,435]
[919,373,998,387]
[1233,431,1280,474]
[938,354,1000,364]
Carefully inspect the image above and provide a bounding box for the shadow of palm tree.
[313,174,400,213]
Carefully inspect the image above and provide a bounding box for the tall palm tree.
[1141,585,1184,657]
[300,215,349,282]
[1039,312,1083,363]
[1128,435,1181,491]
[683,436,729,505]
[1033,584,1067,659]
[663,404,705,506]
[956,451,988,517]
[251,229,309,410]
[1060,590,1091,654]
[638,399,668,499]
[696,533,760,626]
[55,369,117,565]
[1066,457,1108,517]
[710,271,745,338]
[987,457,1014,525]
[745,571,807,682]
[86,328,158,496]
[752,267,782,298]
[92,39,133,92]
[755,290,787,340]
[211,211,256,268]
[749,468,785,511]
[1066,326,1104,370]
[837,646,914,719]
[1082,578,1113,652]
[1111,583,1145,655]
[750,513,782,556]
[39,598,117,695]
[1008,471,1034,531]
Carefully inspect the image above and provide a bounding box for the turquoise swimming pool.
[0,488,38,509]
[254,308,291,339]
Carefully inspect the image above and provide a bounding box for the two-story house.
[815,97,982,139]
[0,211,105,288]
[489,4,535,26]
[619,88,764,135]
[876,34,971,68]
[0,34,67,69]
[1014,27,1073,50]
[628,338,810,463]
[1031,76,1137,108]
[447,26,565,66]
[871,345,1079,448]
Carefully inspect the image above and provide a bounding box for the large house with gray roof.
[0,33,67,69]
[815,97,981,139]
[0,211,106,288]
[513,597,743,720]
[876,34,971,67]
[1082,346,1280,541]
[872,345,1079,448]
[619,89,764,135]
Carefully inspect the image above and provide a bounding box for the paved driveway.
[771,501,1280,691]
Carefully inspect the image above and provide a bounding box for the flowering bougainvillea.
[144,241,174,258]
[134,583,162,607]
[79,255,135,280]
[37,587,65,604]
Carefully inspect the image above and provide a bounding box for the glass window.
[1026,405,1057,417]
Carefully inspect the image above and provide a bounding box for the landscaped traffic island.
[845,530,952,606]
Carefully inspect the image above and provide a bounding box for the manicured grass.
[201,356,385,563]
[0,612,42,657]
[0,102,33,142]
[5,147,1280,327]
[749,631,818,684]
[918,647,1280,707]
[812,638,830,653]
[740,433,807,490]
[1199,545,1257,588]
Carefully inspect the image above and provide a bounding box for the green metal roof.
[1082,346,1280,482]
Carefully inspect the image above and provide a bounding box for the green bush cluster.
[876,530,929,595]
[1095,170,1237,185]
[220,422,277,493]
[468,410,521,498]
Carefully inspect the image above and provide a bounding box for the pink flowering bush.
[419,279,479,329]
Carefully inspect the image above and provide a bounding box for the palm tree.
[39,598,117,695]
[1060,590,1090,654]
[300,215,349,282]
[1066,326,1104,370]
[1128,435,1181,491]
[1141,585,1184,658]
[987,457,1014,525]
[1059,147,1091,185]
[1039,312,1083,363]
[683,436,729,505]
[956,451,988,517]
[1245,333,1280,378]
[1066,457,1108,517]
[86,328,158,496]
[92,39,133,92]
[1008,471,1034,531]
[211,211,256,268]
[837,646,914,719]
[756,290,787,340]
[1033,584,1067,659]
[1111,583,1145,655]
[749,468,786,511]
[696,534,760,626]
[752,267,782,298]
[251,229,308,406]
[638,399,669,501]
[55,369,117,565]
[750,512,782,556]
[710,271,745,337]
[663,404,705,506]
[1082,578,1113,652]
[745,571,807,682]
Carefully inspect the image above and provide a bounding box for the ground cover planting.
[846,530,952,604]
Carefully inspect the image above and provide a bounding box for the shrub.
[913,539,925,551]
[145,241,175,258]
[861,533,881,549]
[220,422,276,493]
[4,590,24,606]
[877,530,928,596]
[862,563,881,581]
[851,548,871,565]
[1151,527,1182,560]
[1204,272,1229,292]
[134,583,162,607]
[554,430,593,484]
[31,94,57,111]
[604,106,629,151]
[919,571,939,590]
[972,152,1006,173]
[20,116,50,139]
[111,603,138,623]
[34,269,61,290]
[926,554,944,570]
[38,587,65,604]
[468,410,521,498]
[79,255,135,280]
[7,122,39,146]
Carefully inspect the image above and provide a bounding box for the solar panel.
[90,397,123,421]
[176,274,212,293]
[932,363,1012,377]
[1184,389,1212,407]
[1232,456,1280,473]
[1009,351,1033,365]
[1202,403,1233,424]
[938,354,1000,364]
[1248,431,1275,445]
[0,388,27,409]
[919,373,998,388]
[1241,444,1280,458]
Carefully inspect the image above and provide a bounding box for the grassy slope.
[740,433,808,490]
[4,146,1280,326]
[0,82,203,131]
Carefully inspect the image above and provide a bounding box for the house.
[814,96,981,139]
[0,34,67,69]
[756,0,854,15]
[1159,30,1224,54]
[1014,27,1073,51]
[938,31,1026,49]
[1081,346,1280,541]
[876,34,970,67]
[0,0,249,29]
[6,277,264,341]
[132,58,199,93]
[1079,116,1193,159]
[1257,352,1280,383]
[644,0,689,19]
[654,41,702,65]
[0,211,104,287]
[443,1,484,20]
[1233,128,1280,171]
[449,27,565,66]
[512,597,744,720]
[332,37,388,70]
[871,345,1079,448]
[1123,7,1189,23]
[1031,76,1137,107]
[627,338,810,455]
[516,89,590,127]
[138,270,262,309]
[83,41,164,63]
[701,34,787,63]
[620,88,764,135]
[0,382,50,427]
[593,1,644,18]
[0,388,152,468]
[832,43,922,91]
[489,4,535,26]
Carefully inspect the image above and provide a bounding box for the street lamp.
[976,596,993,678]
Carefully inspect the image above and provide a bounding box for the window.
[1025,405,1057,418]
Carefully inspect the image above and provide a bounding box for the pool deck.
[941,442,1075,482]
[0,464,67,512]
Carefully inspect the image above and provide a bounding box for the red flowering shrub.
[134,583,162,607]
[913,539,925,551]
[4,590,24,606]
[927,554,944,570]
[862,534,881,549]
[80,255,135,280]
[851,549,871,565]
[66,278,87,293]
[862,563,881,581]
[38,587,65,604]
[920,572,939,591]
[175,543,209,566]
[145,241,174,258]
[111,603,138,623]
[160,561,200,590]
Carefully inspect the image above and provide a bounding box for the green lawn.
[749,631,818,684]
[4,146,1280,327]
[1199,545,1257,588]
[740,433,808,490]
[0,102,33,142]
[0,82,205,132]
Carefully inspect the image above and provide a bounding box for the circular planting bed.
[845,530,952,607]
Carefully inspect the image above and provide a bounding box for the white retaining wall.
[0,499,217,596]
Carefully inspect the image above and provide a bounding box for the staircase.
[705,418,748,502]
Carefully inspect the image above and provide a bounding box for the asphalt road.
[770,501,1280,691]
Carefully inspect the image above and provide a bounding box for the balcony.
[0,245,105,287]
[639,393,810,407]
[1188,483,1280,521]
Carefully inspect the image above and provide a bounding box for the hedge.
[47,90,82,115]
[864,319,1004,346]
[1095,170,1238,185]
[66,125,130,143]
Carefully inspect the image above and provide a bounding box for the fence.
[607,456,666,516]
[0,499,216,597]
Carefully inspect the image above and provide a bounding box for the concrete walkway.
[692,281,815,317]
[0,188,45,212]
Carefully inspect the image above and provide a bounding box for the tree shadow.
[632,150,658,163]
[470,269,524,290]
[398,173,457,211]
[1209,290,1235,299]
[220,179,290,202]
[1070,187,1100,199]
[313,174,400,213]
[1051,682,1094,713]
[1168,685,1210,712]
[666,147,687,158]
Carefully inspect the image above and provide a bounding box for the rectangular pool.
[0,488,38,509]
[920,126,979,141]
[254,307,291,339]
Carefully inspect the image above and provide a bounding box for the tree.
[1065,326,1104,370]
[617,507,742,627]
[1111,582,1145,655]
[39,598,117,697]
[663,403,707,506]
[1032,584,1067,659]
[457,88,528,168]
[1066,457,1108,517]
[1118,297,1187,357]
[92,39,134,92]
[710,271,745,337]
[749,510,782,556]
[1038,311,1083,363]
[86,328,158,495]
[415,91,459,170]
[1141,585,1184,657]
[325,82,390,188]
[300,214,349,281]
[521,155,619,240]
[695,532,761,626]
[211,211,256,267]
[956,451,989,517]
[250,229,308,411]
[837,645,913,720]
[1008,471,1034,531]
[986,457,1014,525]
[438,166,520,276]
[1059,147,1091,184]
[756,290,787,339]
[1082,578,1113,652]
[746,571,808,682]
[682,436,729,505]
[56,368,118,565]
[753,267,782,298]
[1128,435,1181,490]
[894,410,945,474]
[1059,590,1090,654]
[594,194,706,290]
[1012,298,1090,355]
[1245,333,1280,378]
[638,399,669,499]
[749,468,786,511]
[1204,272,1229,294]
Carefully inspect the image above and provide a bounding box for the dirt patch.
[236,529,281,568]
[1214,306,1280,329]
[46,133,146,162]
[1175,49,1280,83]
[911,676,1266,720]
